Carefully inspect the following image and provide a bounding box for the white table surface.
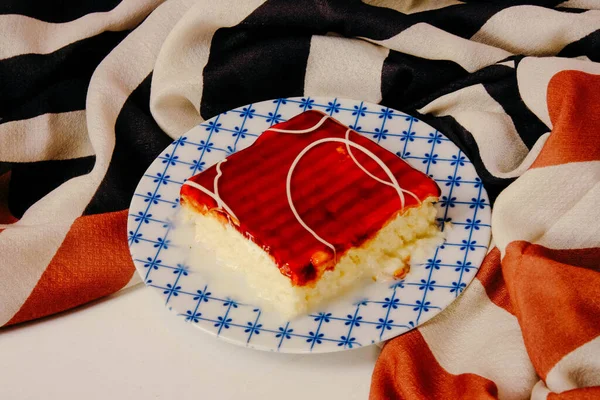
[0,286,379,400]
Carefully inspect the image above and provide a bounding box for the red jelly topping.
[180,110,440,286]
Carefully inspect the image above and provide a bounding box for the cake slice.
[180,110,441,317]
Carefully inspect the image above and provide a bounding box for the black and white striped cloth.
[1,0,599,385]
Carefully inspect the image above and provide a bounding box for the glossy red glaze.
[180,110,440,286]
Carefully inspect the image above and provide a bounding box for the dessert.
[180,110,441,317]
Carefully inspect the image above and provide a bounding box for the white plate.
[127,97,491,353]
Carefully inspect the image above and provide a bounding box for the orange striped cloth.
[1,2,599,399]
[0,210,133,325]
[370,70,600,399]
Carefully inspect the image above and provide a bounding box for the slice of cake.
[180,110,441,317]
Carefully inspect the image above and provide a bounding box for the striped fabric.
[1,1,598,398]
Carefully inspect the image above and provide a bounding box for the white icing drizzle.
[287,137,417,263]
[344,129,421,204]
[269,113,419,204]
[184,112,422,266]
[214,159,227,209]
[268,114,330,134]
[183,159,239,223]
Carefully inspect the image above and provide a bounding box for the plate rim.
[127,96,492,353]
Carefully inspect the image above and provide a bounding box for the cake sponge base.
[184,199,442,318]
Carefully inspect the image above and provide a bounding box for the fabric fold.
[1,1,598,398]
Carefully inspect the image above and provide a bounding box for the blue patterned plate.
[127,97,491,353]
